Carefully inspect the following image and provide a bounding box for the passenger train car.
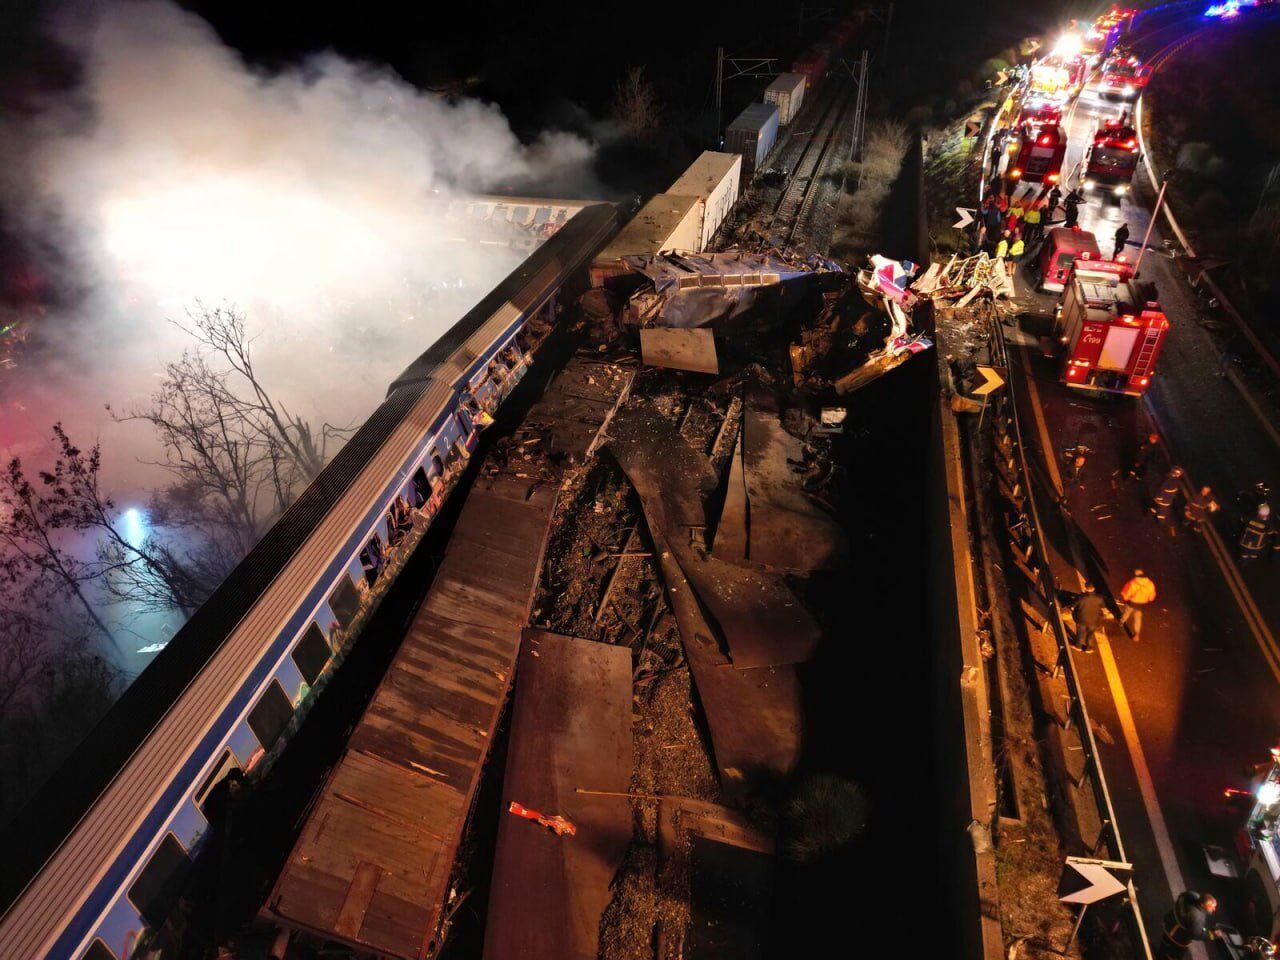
[0,202,620,960]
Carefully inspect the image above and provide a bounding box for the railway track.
[768,76,860,249]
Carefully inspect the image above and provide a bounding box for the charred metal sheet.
[712,439,750,565]
[649,528,801,791]
[482,631,632,960]
[266,358,634,960]
[610,406,822,670]
[640,327,720,374]
[729,388,848,572]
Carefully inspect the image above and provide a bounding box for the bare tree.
[113,303,349,555]
[0,440,117,647]
[611,66,661,137]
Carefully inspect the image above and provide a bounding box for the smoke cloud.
[0,0,599,494]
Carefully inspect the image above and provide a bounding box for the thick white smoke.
[0,0,599,493]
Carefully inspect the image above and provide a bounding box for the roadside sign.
[1057,856,1132,905]
[964,118,983,138]
[972,364,1007,397]
[954,207,977,230]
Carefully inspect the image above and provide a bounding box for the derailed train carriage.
[0,202,619,960]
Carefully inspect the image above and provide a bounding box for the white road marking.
[1018,348,1206,958]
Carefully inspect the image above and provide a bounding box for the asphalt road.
[998,9,1280,948]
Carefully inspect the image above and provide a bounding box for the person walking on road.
[1240,503,1274,561]
[1113,221,1130,261]
[1063,189,1084,229]
[1071,582,1106,652]
[1158,891,1219,959]
[1149,465,1184,522]
[1119,569,1157,641]
[1129,432,1161,481]
[1045,184,1062,217]
[1182,485,1220,532]
[1023,200,1044,249]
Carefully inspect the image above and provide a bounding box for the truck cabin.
[1017,97,1063,133]
[1009,123,1066,185]
[1083,120,1140,194]
[1099,54,1149,99]
[1057,265,1167,397]
[1038,227,1101,293]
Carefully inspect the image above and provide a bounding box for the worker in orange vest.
[1119,569,1157,641]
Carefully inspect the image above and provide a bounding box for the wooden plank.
[334,861,382,940]
[482,632,632,960]
[640,327,720,374]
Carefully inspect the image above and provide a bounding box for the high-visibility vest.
[1024,208,1042,224]
[996,239,1009,258]
[1010,239,1025,257]
[1121,577,1157,604]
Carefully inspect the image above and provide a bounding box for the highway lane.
[998,10,1280,945]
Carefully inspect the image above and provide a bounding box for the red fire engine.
[1097,52,1150,101]
[1082,118,1141,196]
[1054,257,1169,397]
[1008,123,1067,186]
[1029,57,1086,103]
[1016,96,1063,134]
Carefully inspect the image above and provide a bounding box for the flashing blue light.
[122,507,148,547]
[1204,0,1240,17]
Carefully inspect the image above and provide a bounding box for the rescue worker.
[1008,230,1026,263]
[1129,432,1162,481]
[1119,568,1157,641]
[995,230,1010,260]
[1149,465,1184,522]
[1113,221,1130,260]
[1063,190,1084,229]
[1240,503,1273,561]
[1022,200,1044,248]
[1181,485,1219,532]
[1158,891,1219,959]
[1071,582,1106,652]
[1006,195,1024,234]
[1046,184,1062,216]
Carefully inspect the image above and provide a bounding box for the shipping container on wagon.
[763,72,807,125]
[667,151,742,251]
[725,103,780,177]
[590,193,704,286]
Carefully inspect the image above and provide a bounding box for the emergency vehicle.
[1016,96,1063,134]
[1036,227,1099,293]
[1228,748,1280,939]
[1008,123,1067,186]
[1029,56,1087,103]
[1053,256,1168,397]
[1082,118,1141,196]
[1097,52,1150,100]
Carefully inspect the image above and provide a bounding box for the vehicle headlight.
[1114,184,1129,195]
[1123,85,1135,95]
[1083,179,1095,189]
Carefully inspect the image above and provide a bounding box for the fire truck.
[1097,52,1150,100]
[1053,255,1169,396]
[1008,123,1067,185]
[1029,56,1087,103]
[1228,747,1280,940]
[1082,118,1141,196]
[1016,96,1063,134]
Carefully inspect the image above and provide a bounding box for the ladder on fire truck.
[1131,325,1162,378]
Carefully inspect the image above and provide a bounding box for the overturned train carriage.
[0,202,620,960]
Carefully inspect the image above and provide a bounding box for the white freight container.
[763,72,807,125]
[591,193,704,286]
[667,151,742,251]
[725,103,780,175]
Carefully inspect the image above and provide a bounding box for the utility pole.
[715,46,724,148]
[837,50,871,200]
[1133,170,1170,277]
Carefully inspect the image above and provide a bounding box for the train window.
[127,833,192,930]
[291,623,331,686]
[82,940,117,960]
[411,467,430,507]
[194,748,241,817]
[247,680,292,752]
[358,535,384,587]
[328,574,360,627]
